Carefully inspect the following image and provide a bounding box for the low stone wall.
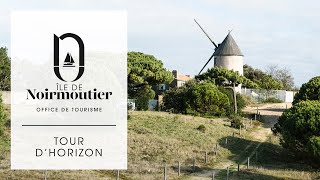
[1,91,10,104]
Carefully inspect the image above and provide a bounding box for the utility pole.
[233,82,237,114]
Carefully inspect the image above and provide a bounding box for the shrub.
[241,94,255,105]
[196,125,206,133]
[263,97,283,103]
[163,80,230,117]
[189,82,230,116]
[0,47,10,91]
[218,87,246,115]
[229,115,244,129]
[0,94,8,136]
[273,100,320,163]
[163,85,189,114]
[136,96,149,111]
[293,76,320,104]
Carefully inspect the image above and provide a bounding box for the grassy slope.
[0,109,319,179]
[126,111,248,180]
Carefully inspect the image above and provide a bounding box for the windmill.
[194,19,245,113]
[194,19,244,77]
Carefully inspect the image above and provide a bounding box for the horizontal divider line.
[22,125,116,127]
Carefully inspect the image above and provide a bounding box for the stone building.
[170,70,192,88]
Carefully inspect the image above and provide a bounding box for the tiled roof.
[177,74,192,81]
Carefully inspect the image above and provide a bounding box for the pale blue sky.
[1,0,320,86]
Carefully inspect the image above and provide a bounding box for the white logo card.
[11,11,127,169]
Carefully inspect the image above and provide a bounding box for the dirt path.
[244,103,291,127]
[242,103,291,143]
[189,103,290,180]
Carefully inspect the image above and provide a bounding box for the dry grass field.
[0,104,319,179]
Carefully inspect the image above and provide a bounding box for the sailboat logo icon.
[63,53,75,67]
[54,33,85,82]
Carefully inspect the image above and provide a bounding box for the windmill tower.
[212,33,243,75]
[194,19,244,92]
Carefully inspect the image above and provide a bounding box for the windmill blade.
[199,53,215,75]
[194,19,218,48]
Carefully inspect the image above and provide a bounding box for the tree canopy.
[292,76,320,104]
[243,64,266,83]
[265,64,295,90]
[196,66,258,88]
[244,64,284,90]
[127,51,174,100]
[257,75,283,90]
[273,100,320,164]
[0,47,10,91]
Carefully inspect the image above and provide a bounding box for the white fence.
[128,99,158,111]
[241,88,297,103]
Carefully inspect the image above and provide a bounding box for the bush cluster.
[196,125,206,133]
[229,115,244,129]
[163,80,230,117]
[274,100,320,163]
[136,96,150,111]
[273,76,320,165]
[263,97,283,103]
[241,94,254,105]
[0,94,8,136]
[218,87,246,115]
[293,76,320,104]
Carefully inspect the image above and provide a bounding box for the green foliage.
[162,85,189,114]
[308,136,320,160]
[293,76,320,105]
[258,75,283,90]
[189,81,230,116]
[273,100,320,163]
[218,87,246,115]
[127,51,174,101]
[244,64,284,91]
[163,80,230,116]
[243,64,266,82]
[265,64,295,90]
[196,124,206,133]
[241,94,255,105]
[257,75,283,99]
[0,94,8,136]
[195,67,256,115]
[229,115,244,129]
[0,47,10,91]
[196,67,258,88]
[136,96,150,111]
[263,97,283,103]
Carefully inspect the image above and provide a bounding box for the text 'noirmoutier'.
[26,88,113,100]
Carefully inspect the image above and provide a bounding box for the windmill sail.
[198,53,215,75]
[194,19,218,48]
[194,19,219,75]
